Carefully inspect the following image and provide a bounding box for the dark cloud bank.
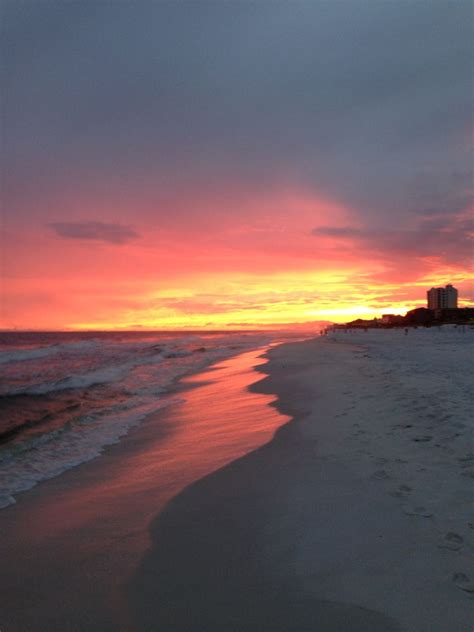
[3,1,473,233]
[313,214,473,268]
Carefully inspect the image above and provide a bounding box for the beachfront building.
[381,314,405,325]
[427,284,458,310]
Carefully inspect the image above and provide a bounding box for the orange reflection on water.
[92,346,290,514]
[12,346,289,540]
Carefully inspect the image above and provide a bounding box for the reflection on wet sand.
[0,347,289,631]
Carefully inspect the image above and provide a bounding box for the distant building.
[404,308,435,326]
[381,314,405,325]
[434,307,474,323]
[427,284,458,310]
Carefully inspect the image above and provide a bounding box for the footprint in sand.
[438,532,464,551]
[441,414,454,422]
[371,469,390,480]
[403,505,433,518]
[389,484,412,498]
[452,573,474,593]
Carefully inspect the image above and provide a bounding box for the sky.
[1,0,473,330]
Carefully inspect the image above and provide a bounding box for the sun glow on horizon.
[2,190,472,332]
[4,269,467,332]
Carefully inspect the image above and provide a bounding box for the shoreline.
[130,334,473,631]
[129,338,402,631]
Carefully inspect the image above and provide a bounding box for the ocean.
[0,330,280,509]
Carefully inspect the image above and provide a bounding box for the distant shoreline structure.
[328,284,474,330]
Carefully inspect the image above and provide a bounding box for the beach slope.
[130,329,473,631]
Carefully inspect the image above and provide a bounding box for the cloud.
[49,221,140,244]
[312,212,474,269]
[3,1,472,228]
[312,226,362,237]
[407,170,473,217]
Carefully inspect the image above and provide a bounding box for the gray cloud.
[312,226,362,237]
[3,1,473,232]
[312,214,473,267]
[49,221,140,244]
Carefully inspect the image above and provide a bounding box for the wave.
[0,340,100,365]
[0,341,212,397]
[0,396,183,509]
[0,332,278,509]
[3,351,166,396]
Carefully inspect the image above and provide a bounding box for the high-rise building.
[427,284,458,309]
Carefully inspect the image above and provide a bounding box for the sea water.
[0,330,279,508]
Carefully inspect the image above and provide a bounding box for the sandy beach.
[130,329,473,631]
[250,331,474,631]
[1,330,473,631]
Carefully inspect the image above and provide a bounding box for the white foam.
[0,396,184,509]
[0,340,100,365]
[3,351,166,396]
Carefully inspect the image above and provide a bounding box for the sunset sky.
[2,1,473,330]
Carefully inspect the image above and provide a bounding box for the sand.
[129,333,473,631]
[1,332,473,630]
[249,334,473,631]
